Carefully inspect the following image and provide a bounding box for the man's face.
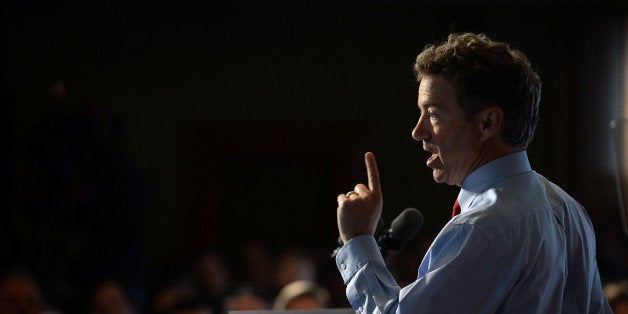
[412,74,483,186]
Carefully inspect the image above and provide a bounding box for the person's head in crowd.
[272,280,331,310]
[0,267,43,314]
[242,241,272,289]
[412,32,541,186]
[274,250,316,290]
[89,280,135,314]
[153,279,196,313]
[195,249,229,299]
[223,284,269,312]
[604,280,628,314]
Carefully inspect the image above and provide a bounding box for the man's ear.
[476,106,504,142]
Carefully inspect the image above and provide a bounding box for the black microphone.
[377,208,423,258]
[331,208,423,258]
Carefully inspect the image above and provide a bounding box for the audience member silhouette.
[89,280,135,314]
[0,267,44,314]
[272,280,331,310]
[223,285,269,312]
[194,249,230,314]
[605,280,628,314]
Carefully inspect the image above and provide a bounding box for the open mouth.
[427,153,438,163]
[423,145,441,167]
[423,143,440,167]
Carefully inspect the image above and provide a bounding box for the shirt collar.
[457,150,532,213]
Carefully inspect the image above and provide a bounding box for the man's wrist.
[335,235,384,283]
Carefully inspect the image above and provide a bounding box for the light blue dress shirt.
[336,151,611,313]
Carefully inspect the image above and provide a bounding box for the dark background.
[1,0,627,312]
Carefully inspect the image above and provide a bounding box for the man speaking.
[334,33,611,313]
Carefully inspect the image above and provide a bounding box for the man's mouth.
[427,153,438,162]
[423,143,440,168]
[427,153,439,166]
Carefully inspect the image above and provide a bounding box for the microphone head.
[390,208,424,241]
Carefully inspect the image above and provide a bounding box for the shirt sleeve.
[335,235,401,313]
[336,224,515,314]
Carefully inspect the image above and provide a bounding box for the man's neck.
[458,140,520,187]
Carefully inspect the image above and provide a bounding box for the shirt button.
[358,306,363,312]
[340,263,347,270]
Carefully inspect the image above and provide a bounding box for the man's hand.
[337,152,383,244]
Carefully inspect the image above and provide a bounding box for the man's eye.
[429,113,440,121]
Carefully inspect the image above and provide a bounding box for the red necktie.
[452,199,461,218]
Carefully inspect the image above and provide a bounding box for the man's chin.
[432,170,458,186]
[435,174,465,188]
[432,170,446,184]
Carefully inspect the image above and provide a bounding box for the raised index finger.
[364,152,381,195]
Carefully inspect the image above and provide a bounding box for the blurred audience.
[273,280,331,310]
[273,249,317,292]
[89,280,135,314]
[223,285,269,312]
[152,264,197,314]
[241,241,273,293]
[194,249,230,314]
[0,267,43,314]
[605,280,628,314]
[153,284,196,314]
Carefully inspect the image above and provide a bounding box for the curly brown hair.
[414,33,541,149]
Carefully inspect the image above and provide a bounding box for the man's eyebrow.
[423,103,445,112]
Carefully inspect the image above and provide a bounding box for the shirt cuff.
[335,235,384,283]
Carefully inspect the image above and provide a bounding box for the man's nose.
[412,116,429,141]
